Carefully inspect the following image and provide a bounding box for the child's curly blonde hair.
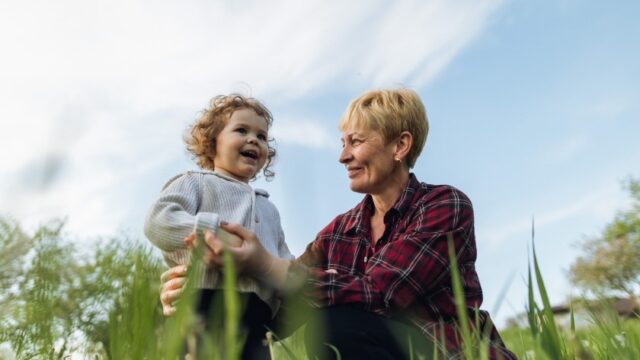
[184,94,276,180]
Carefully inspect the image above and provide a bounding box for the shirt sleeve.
[144,173,220,252]
[306,187,475,315]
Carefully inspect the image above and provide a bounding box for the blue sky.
[1,0,638,327]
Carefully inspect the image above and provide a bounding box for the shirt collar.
[345,173,420,235]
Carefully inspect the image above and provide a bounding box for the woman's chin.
[349,181,370,194]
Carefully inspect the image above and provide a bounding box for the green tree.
[0,217,33,321]
[569,177,640,297]
[0,217,164,358]
[0,219,77,358]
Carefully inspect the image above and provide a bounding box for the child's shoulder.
[160,170,214,190]
[254,187,270,198]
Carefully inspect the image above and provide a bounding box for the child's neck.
[213,168,252,184]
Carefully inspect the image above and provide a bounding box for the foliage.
[0,217,33,319]
[570,177,640,297]
[3,214,640,359]
[0,217,164,359]
[510,220,640,360]
[0,219,78,358]
[104,231,245,360]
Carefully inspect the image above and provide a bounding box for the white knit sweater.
[144,171,293,313]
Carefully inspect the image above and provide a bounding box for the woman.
[160,88,515,359]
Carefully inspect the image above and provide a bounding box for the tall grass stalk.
[447,233,492,360]
[221,240,240,360]
[447,234,474,360]
[526,217,568,359]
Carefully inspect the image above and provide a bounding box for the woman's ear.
[394,131,413,161]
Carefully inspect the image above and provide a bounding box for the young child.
[144,94,293,359]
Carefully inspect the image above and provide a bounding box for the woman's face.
[339,127,398,194]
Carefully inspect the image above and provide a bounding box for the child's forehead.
[227,108,269,128]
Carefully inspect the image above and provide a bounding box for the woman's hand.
[202,222,270,276]
[185,229,243,268]
[203,222,291,288]
[159,265,188,316]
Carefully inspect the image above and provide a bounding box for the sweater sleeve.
[144,173,220,252]
[276,219,295,260]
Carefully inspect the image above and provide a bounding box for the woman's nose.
[339,145,351,163]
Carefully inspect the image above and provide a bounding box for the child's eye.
[258,134,267,141]
[235,128,247,134]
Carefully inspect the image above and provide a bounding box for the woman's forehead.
[340,126,381,140]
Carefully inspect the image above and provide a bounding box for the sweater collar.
[209,171,270,197]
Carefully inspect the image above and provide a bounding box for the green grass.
[498,220,640,360]
[1,218,639,359]
[127,231,636,360]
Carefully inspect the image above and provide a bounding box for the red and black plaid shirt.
[294,174,515,359]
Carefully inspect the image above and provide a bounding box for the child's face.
[213,108,269,183]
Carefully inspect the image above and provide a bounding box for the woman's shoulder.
[417,181,472,207]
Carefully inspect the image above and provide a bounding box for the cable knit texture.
[144,170,293,313]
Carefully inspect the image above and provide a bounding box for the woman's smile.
[346,166,363,178]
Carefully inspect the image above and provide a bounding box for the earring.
[395,157,401,162]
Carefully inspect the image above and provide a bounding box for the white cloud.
[272,116,338,150]
[0,0,506,237]
[361,0,505,86]
[0,0,506,101]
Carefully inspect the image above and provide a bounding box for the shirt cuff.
[193,213,220,236]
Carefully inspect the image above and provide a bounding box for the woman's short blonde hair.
[339,88,428,168]
[184,94,276,180]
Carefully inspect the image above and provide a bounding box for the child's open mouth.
[240,150,258,160]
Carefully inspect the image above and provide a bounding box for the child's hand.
[184,232,196,248]
[159,265,188,316]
